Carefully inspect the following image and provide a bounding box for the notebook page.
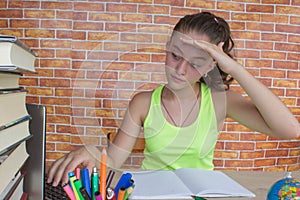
[174,168,255,198]
[128,170,193,199]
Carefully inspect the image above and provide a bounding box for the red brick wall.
[1,0,299,171]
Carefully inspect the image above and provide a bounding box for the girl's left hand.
[181,38,239,75]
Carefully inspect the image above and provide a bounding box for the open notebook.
[127,168,256,199]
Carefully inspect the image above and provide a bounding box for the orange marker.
[117,187,126,200]
[100,147,107,200]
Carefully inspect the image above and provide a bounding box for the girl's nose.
[176,59,189,75]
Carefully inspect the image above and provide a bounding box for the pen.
[123,184,135,200]
[81,168,92,197]
[63,183,76,200]
[117,186,126,200]
[91,167,99,200]
[114,173,132,198]
[106,170,115,189]
[75,167,81,180]
[74,179,85,200]
[80,187,92,200]
[69,176,81,200]
[100,147,107,200]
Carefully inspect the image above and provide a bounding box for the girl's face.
[165,31,214,90]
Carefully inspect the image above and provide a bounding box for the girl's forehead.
[167,31,212,62]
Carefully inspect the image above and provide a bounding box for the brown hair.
[173,12,234,90]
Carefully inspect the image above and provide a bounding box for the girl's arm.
[194,40,300,139]
[47,91,150,186]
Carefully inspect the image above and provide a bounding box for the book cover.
[0,35,37,74]
[0,90,29,126]
[0,116,32,154]
[127,168,256,199]
[0,142,29,194]
[0,71,22,90]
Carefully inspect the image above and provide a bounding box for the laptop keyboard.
[44,175,68,200]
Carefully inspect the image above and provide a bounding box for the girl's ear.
[218,42,224,50]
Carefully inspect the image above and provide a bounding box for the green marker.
[69,176,80,200]
[74,179,85,200]
[91,167,99,200]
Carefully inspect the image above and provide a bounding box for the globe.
[267,172,300,200]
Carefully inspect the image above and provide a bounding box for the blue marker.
[81,168,92,198]
[114,173,132,198]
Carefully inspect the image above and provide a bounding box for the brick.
[245,59,272,68]
[275,43,300,52]
[265,149,289,157]
[87,51,119,61]
[240,133,267,141]
[0,19,8,28]
[74,2,104,11]
[72,31,86,40]
[73,21,104,31]
[261,14,288,23]
[232,13,260,21]
[232,31,260,40]
[41,1,73,10]
[103,62,134,71]
[55,88,84,97]
[171,7,200,16]
[41,20,72,29]
[26,87,54,96]
[88,32,119,41]
[274,61,298,70]
[246,22,274,32]
[152,54,166,63]
[40,59,71,69]
[155,0,184,6]
[119,53,150,62]
[261,51,286,60]
[186,0,215,9]
[278,141,300,148]
[240,151,265,159]
[217,2,244,11]
[47,115,70,124]
[214,151,239,159]
[138,24,171,34]
[277,157,298,165]
[276,24,300,34]
[264,166,287,172]
[254,158,276,167]
[106,3,137,12]
[246,4,274,13]
[19,77,38,86]
[225,142,255,150]
[138,5,169,14]
[0,9,22,18]
[56,10,73,20]
[89,13,120,22]
[102,118,121,127]
[290,16,300,25]
[71,136,101,145]
[57,125,84,134]
[25,29,55,38]
[256,142,278,149]
[225,160,253,168]
[122,14,152,23]
[24,10,55,18]
[261,33,287,42]
[10,19,39,28]
[86,109,115,118]
[104,42,135,52]
[72,117,101,126]
[273,79,297,88]
[72,61,101,70]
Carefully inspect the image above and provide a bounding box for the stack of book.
[0,35,37,199]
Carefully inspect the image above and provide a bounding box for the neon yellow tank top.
[142,83,219,170]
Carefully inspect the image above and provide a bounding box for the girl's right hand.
[46,145,100,186]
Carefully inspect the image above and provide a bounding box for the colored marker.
[91,167,99,200]
[81,168,92,197]
[75,167,81,180]
[69,176,80,200]
[117,187,126,200]
[94,191,103,200]
[74,179,85,200]
[123,184,135,200]
[106,187,116,200]
[100,147,107,200]
[114,173,132,198]
[63,183,76,200]
[80,187,92,200]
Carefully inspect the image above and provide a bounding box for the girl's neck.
[164,83,200,101]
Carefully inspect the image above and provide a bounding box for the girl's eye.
[171,52,181,60]
[191,63,199,68]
